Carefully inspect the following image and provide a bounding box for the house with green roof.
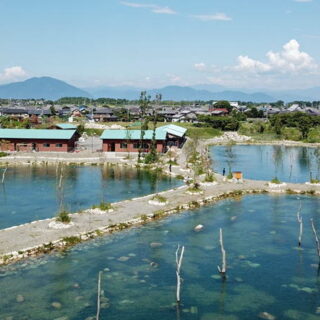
[0,129,77,152]
[100,124,186,153]
[101,129,167,153]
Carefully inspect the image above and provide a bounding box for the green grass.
[56,210,71,223]
[271,177,281,184]
[310,178,320,184]
[151,194,167,203]
[83,128,104,136]
[92,201,113,211]
[0,152,8,158]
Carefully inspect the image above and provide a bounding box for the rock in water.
[194,224,204,232]
[258,312,276,320]
[16,294,25,303]
[52,301,62,309]
[150,242,162,248]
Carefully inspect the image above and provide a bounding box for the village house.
[100,124,187,153]
[0,129,77,152]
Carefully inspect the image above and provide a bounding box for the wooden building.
[100,124,187,153]
[101,129,167,153]
[0,129,77,152]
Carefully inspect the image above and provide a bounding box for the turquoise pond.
[0,165,181,229]
[210,145,320,183]
[1,194,320,320]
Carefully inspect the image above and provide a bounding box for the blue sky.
[0,0,319,90]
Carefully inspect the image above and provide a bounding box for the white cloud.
[120,2,176,14]
[234,39,317,73]
[294,0,312,2]
[0,66,27,83]
[194,62,207,71]
[192,13,232,21]
[235,56,271,72]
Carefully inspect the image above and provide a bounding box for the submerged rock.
[150,242,163,248]
[51,301,62,309]
[258,312,276,320]
[117,256,130,262]
[54,317,68,320]
[194,224,204,232]
[16,294,25,303]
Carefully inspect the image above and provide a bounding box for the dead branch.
[217,228,227,278]
[175,244,185,303]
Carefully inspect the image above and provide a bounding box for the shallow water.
[0,165,181,229]
[210,145,320,183]
[1,194,320,320]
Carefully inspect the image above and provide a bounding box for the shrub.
[281,127,302,141]
[310,178,320,184]
[92,201,113,211]
[204,172,216,182]
[152,194,167,203]
[271,177,281,184]
[63,236,81,246]
[56,210,71,223]
[0,152,8,158]
[227,171,233,180]
[307,127,320,143]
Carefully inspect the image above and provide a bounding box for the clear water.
[1,194,320,320]
[210,145,320,183]
[0,165,181,229]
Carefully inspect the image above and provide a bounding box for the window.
[133,143,139,149]
[56,143,63,148]
[43,143,50,147]
[142,143,149,149]
[120,142,128,149]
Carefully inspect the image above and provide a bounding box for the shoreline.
[1,176,319,266]
[1,138,320,267]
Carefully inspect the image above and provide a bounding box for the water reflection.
[0,165,181,229]
[211,145,320,182]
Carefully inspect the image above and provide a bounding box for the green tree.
[138,91,150,163]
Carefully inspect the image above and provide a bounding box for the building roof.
[100,129,166,140]
[158,124,187,137]
[55,123,78,130]
[0,129,76,140]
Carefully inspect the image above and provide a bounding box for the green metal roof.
[0,129,76,140]
[56,123,78,130]
[100,129,166,140]
[158,124,187,137]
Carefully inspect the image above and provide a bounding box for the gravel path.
[0,176,318,260]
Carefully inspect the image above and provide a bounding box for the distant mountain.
[0,77,91,100]
[146,86,275,102]
[1,76,319,102]
[87,85,275,102]
[86,86,141,100]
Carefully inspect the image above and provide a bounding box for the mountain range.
[0,76,319,102]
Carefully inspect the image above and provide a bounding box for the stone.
[316,307,320,314]
[117,256,130,262]
[16,294,25,303]
[258,312,276,320]
[150,262,158,268]
[73,283,80,288]
[54,317,68,320]
[230,216,237,221]
[150,242,163,248]
[194,224,204,232]
[51,301,62,309]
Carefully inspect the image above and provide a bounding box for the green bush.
[271,177,281,184]
[92,201,113,211]
[307,127,320,143]
[281,127,302,141]
[151,194,167,203]
[56,210,71,223]
[0,152,8,158]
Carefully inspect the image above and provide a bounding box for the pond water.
[0,165,181,229]
[1,194,320,320]
[210,145,320,183]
